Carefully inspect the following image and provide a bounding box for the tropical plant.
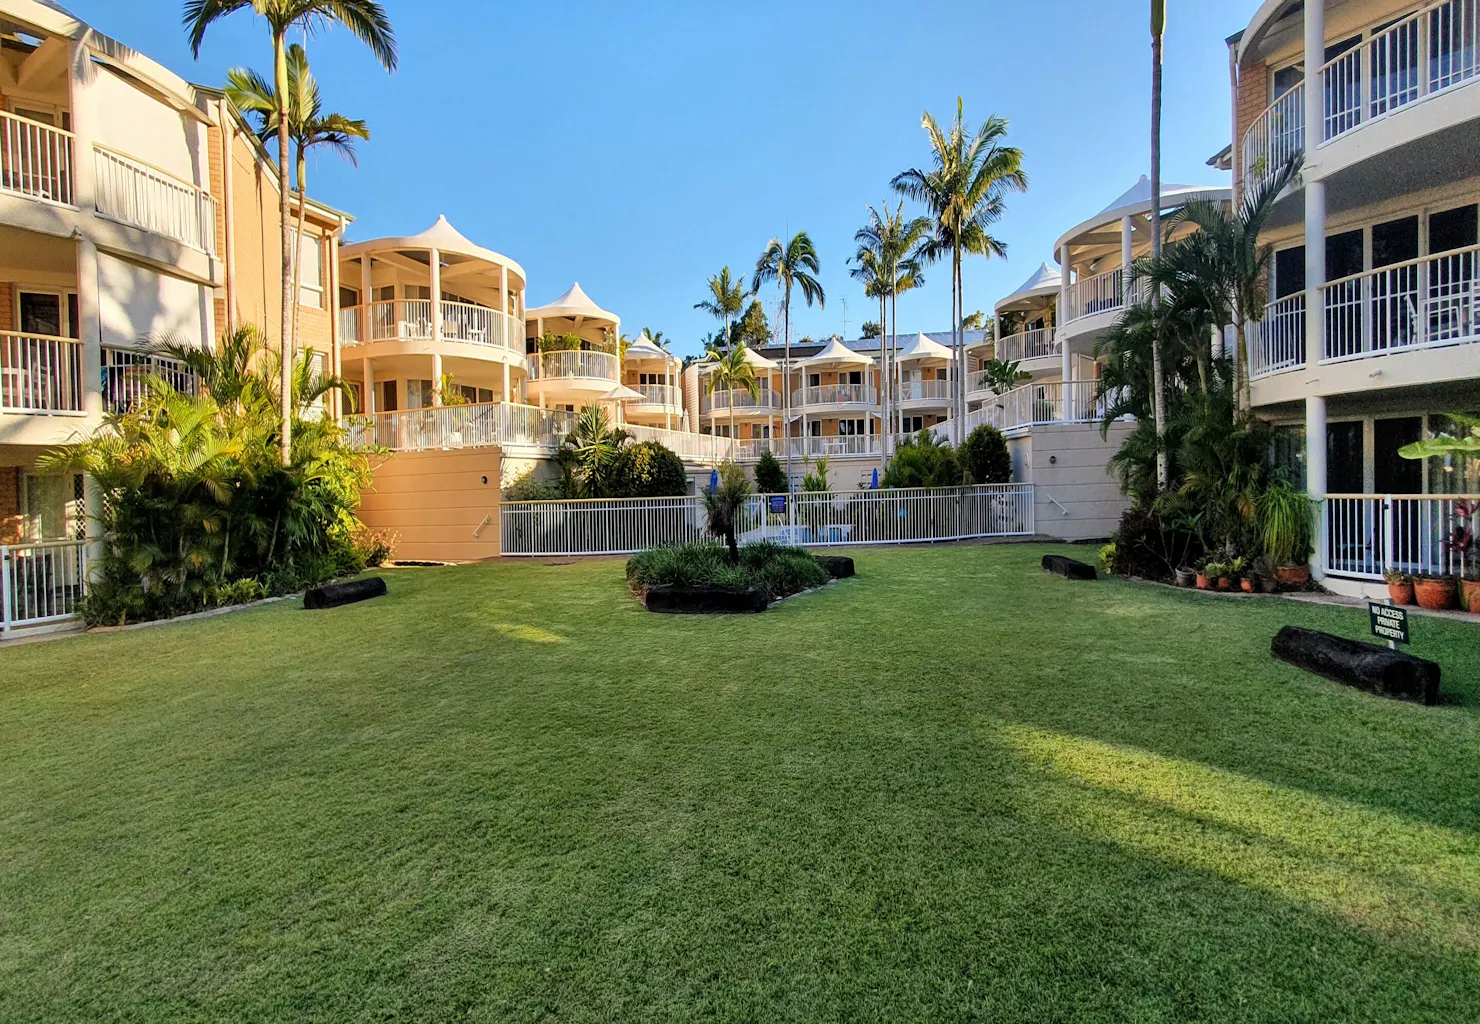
[894,98,1026,428]
[800,457,831,493]
[882,429,962,489]
[852,200,931,451]
[556,405,629,498]
[961,424,1011,484]
[1399,412,1480,460]
[702,462,752,563]
[694,267,750,352]
[436,374,468,406]
[611,441,689,498]
[186,0,397,466]
[961,310,988,332]
[503,467,563,501]
[1150,0,1168,488]
[226,42,368,413]
[754,448,787,494]
[640,327,668,349]
[704,343,761,449]
[979,358,1031,396]
[625,540,825,602]
[861,321,882,339]
[754,232,824,479]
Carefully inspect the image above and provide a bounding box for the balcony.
[628,383,680,409]
[897,380,951,406]
[1252,243,1480,377]
[732,435,883,460]
[526,348,620,383]
[1241,83,1305,197]
[1064,267,1126,324]
[0,111,73,206]
[995,327,1061,364]
[793,383,876,408]
[358,299,520,353]
[702,388,783,415]
[345,400,576,452]
[101,348,198,414]
[1,332,84,414]
[93,146,217,255]
[961,380,1120,435]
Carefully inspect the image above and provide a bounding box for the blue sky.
[67,0,1255,356]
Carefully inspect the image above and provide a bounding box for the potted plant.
[1446,500,1477,613]
[1462,567,1480,616]
[1413,574,1458,611]
[1385,569,1415,606]
[1174,566,1196,588]
[1195,562,1214,591]
[1231,556,1252,593]
[1260,482,1315,585]
[1252,555,1279,593]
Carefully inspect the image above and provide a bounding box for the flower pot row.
[1386,572,1480,613]
[1177,560,1297,594]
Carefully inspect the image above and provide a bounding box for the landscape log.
[1041,555,1097,580]
[1271,626,1441,705]
[814,556,855,579]
[645,584,768,614]
[304,577,388,610]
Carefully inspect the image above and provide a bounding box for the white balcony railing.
[101,347,198,413]
[1241,82,1305,196]
[1252,293,1307,378]
[629,383,678,407]
[93,147,218,255]
[1324,243,1479,361]
[1325,494,1480,580]
[994,327,1060,364]
[345,401,577,452]
[359,301,518,351]
[528,349,620,382]
[339,307,359,346]
[1,332,84,414]
[962,380,1120,435]
[624,423,734,462]
[1065,268,1126,322]
[1,540,88,634]
[703,388,782,414]
[1322,0,1480,145]
[0,110,73,205]
[897,380,951,403]
[793,383,876,407]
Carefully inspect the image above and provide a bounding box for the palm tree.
[694,267,750,352]
[1150,0,1168,489]
[753,232,824,482]
[640,327,668,349]
[704,343,760,457]
[556,405,629,498]
[185,0,397,466]
[702,462,752,564]
[894,99,1025,434]
[848,245,887,477]
[854,201,930,454]
[226,45,368,419]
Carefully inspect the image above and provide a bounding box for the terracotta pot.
[1241,578,1255,593]
[1276,564,1311,585]
[1195,574,1211,591]
[1217,577,1232,592]
[1386,580,1415,606]
[1461,579,1480,615]
[1414,577,1457,611]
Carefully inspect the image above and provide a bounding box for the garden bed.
[626,542,834,612]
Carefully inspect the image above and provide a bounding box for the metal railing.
[624,423,734,462]
[1252,293,1308,377]
[1065,268,1126,322]
[500,484,1035,556]
[994,327,1060,365]
[101,347,198,413]
[0,110,73,205]
[962,380,1116,435]
[1241,81,1305,196]
[1321,0,1480,145]
[1,332,85,414]
[1325,494,1479,580]
[355,301,520,350]
[1323,243,1479,361]
[93,146,218,255]
[794,383,876,407]
[897,380,951,403]
[527,349,620,382]
[702,388,782,414]
[629,383,678,407]
[1,540,88,634]
[344,401,577,452]
[339,307,360,345]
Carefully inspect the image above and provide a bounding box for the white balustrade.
[1325,494,1480,580]
[704,388,782,413]
[630,384,678,407]
[624,423,734,462]
[528,349,620,382]
[995,327,1060,364]
[0,110,73,205]
[344,401,577,452]
[0,332,84,414]
[339,307,360,346]
[1241,82,1305,196]
[897,380,951,404]
[1252,294,1307,378]
[1322,244,1479,362]
[793,383,876,407]
[963,380,1115,435]
[1065,268,1125,322]
[101,348,198,413]
[93,147,217,254]
[1,540,88,633]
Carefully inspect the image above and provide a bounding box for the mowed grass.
[2,544,1479,1022]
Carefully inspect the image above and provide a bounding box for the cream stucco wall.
[1010,421,1135,542]
[358,447,503,562]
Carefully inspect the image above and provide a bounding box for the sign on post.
[1369,602,1410,647]
[767,495,787,515]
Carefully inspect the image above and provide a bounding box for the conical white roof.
[624,334,675,362]
[340,214,524,279]
[800,336,871,367]
[600,384,647,402]
[995,262,1062,313]
[1095,175,1226,218]
[527,282,619,325]
[895,332,955,362]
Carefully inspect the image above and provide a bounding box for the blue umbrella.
[709,468,719,492]
[871,467,879,490]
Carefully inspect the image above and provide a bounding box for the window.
[1427,414,1480,493]
[18,290,70,337]
[1274,246,1305,299]
[1372,216,1419,268]
[375,285,395,302]
[808,373,820,388]
[1271,425,1306,491]
[292,229,324,308]
[1429,204,1478,255]
[406,378,434,409]
[1327,229,1364,280]
[380,380,398,412]
[339,286,359,309]
[406,285,431,301]
[1374,417,1423,494]
[845,370,861,385]
[808,420,821,437]
[838,419,865,436]
[21,473,82,541]
[1327,421,1365,494]
[901,415,924,433]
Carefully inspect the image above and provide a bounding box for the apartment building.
[1235,0,1480,594]
[0,0,349,549]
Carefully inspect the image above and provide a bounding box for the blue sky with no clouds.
[63,0,1257,356]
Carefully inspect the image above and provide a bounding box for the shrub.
[626,540,827,602]
[800,457,831,493]
[883,429,961,488]
[504,468,563,501]
[961,424,1012,484]
[754,449,787,493]
[612,441,689,497]
[1107,504,1203,582]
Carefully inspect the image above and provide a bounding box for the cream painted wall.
[358,447,503,562]
[97,251,208,349]
[84,62,202,185]
[1010,421,1135,541]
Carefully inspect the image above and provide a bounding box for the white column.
[665,362,673,430]
[430,351,443,407]
[1121,215,1134,304]
[499,263,509,346]
[363,355,375,415]
[1059,243,1073,387]
[76,237,102,423]
[359,256,372,347]
[1306,394,1328,580]
[429,247,442,345]
[327,229,342,419]
[218,99,238,331]
[502,361,511,404]
[1303,0,1326,374]
[1304,0,1325,152]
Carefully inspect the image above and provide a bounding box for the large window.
[292,229,324,309]
[22,473,83,541]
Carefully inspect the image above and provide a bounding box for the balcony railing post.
[1382,494,1395,575]
[0,547,10,636]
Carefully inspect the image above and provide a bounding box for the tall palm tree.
[640,327,668,349]
[848,245,888,477]
[694,267,750,352]
[226,45,368,419]
[1150,0,1168,488]
[185,0,396,466]
[753,232,824,482]
[894,99,1025,434]
[704,343,761,457]
[854,201,930,451]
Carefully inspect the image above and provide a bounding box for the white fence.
[345,401,577,451]
[1324,494,1479,580]
[1,332,85,414]
[94,146,218,255]
[0,110,73,205]
[1,540,88,634]
[1252,294,1307,377]
[101,347,198,413]
[500,484,1035,557]
[528,349,619,382]
[958,380,1120,437]
[994,327,1060,365]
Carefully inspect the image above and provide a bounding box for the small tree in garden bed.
[883,429,962,488]
[556,405,629,498]
[611,441,688,498]
[961,424,1011,484]
[754,448,787,494]
[626,540,828,604]
[702,462,752,563]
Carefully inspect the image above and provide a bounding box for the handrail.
[1240,81,1305,195]
[528,349,619,381]
[93,145,218,254]
[0,331,85,413]
[0,109,74,206]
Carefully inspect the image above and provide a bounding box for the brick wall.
[0,280,12,332]
[1234,59,1268,203]
[0,467,21,545]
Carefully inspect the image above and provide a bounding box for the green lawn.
[2,544,1479,1022]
